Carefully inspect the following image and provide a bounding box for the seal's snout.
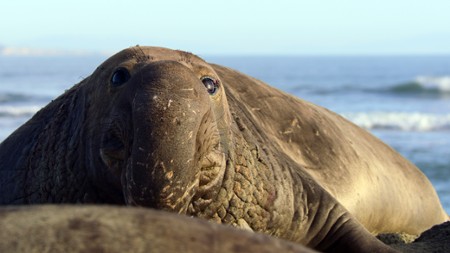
[135,61,204,99]
[123,61,212,209]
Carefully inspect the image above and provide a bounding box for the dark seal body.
[0,46,447,252]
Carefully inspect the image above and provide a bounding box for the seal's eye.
[201,77,219,95]
[111,68,131,87]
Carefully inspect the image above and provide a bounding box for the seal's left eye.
[111,68,131,87]
[201,77,219,95]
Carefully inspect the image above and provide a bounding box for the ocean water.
[1,54,449,213]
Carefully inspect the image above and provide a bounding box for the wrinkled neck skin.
[0,82,110,204]
[188,113,291,229]
[186,100,396,253]
[0,79,126,205]
[186,106,315,244]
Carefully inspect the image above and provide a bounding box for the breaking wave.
[0,105,41,118]
[342,112,450,131]
[389,76,450,95]
[0,93,32,103]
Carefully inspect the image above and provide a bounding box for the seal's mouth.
[187,109,228,214]
[188,144,227,214]
[99,116,227,212]
[100,140,126,177]
[99,119,129,192]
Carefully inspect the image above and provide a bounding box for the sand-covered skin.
[0,205,316,253]
[379,221,450,253]
[0,205,449,253]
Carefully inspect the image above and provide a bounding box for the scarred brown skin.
[0,46,447,252]
[212,64,449,235]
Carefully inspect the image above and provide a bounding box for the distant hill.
[0,46,110,57]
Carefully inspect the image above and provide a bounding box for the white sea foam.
[342,112,450,131]
[0,105,41,117]
[414,76,450,92]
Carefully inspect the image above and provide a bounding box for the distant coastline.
[0,46,111,57]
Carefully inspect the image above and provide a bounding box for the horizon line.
[2,46,450,58]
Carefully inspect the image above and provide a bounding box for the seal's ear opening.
[111,67,131,87]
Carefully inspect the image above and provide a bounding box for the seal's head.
[84,46,231,212]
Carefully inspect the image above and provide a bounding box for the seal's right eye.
[201,77,220,95]
[111,68,131,87]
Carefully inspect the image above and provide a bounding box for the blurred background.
[1,0,449,212]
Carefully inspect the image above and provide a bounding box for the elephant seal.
[0,46,447,252]
[0,205,316,253]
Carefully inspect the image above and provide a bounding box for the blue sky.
[2,0,450,55]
